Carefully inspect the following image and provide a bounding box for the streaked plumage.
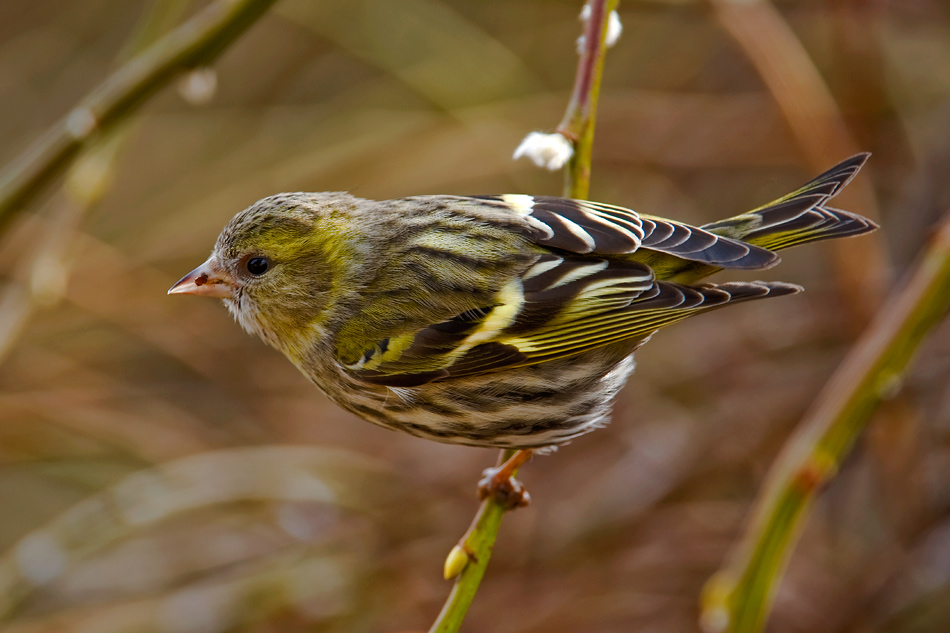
[170,154,876,449]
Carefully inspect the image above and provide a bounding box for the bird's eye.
[245,257,269,276]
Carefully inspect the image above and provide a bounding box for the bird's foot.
[477,470,530,509]
[476,449,533,510]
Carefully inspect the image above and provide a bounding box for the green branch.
[428,451,515,633]
[0,0,279,234]
[0,0,195,366]
[429,3,620,630]
[701,213,950,633]
[557,0,619,199]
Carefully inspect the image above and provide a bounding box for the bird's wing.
[467,194,778,269]
[344,254,799,387]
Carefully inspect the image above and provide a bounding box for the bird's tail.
[702,153,877,252]
[656,153,878,285]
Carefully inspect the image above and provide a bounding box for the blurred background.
[1,0,949,631]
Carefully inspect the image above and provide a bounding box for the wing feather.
[340,157,871,386]
[469,194,775,268]
[509,196,777,269]
[348,253,800,385]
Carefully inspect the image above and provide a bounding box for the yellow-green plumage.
[171,154,876,448]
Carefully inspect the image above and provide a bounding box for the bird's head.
[169,192,360,358]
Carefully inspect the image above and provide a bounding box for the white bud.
[577,8,623,54]
[606,11,623,47]
[177,67,218,105]
[512,132,574,171]
[700,606,731,633]
[65,107,97,139]
[14,533,67,585]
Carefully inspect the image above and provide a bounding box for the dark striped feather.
[703,199,878,253]
[349,255,656,386]
[468,195,644,254]
[471,194,779,270]
[507,255,655,335]
[744,206,878,251]
[348,304,495,385]
[698,155,876,253]
[747,152,870,214]
[503,281,800,363]
[348,254,800,385]
[637,215,778,269]
[527,197,645,254]
[702,194,827,237]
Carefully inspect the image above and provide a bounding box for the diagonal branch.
[701,212,950,633]
[0,0,195,366]
[0,0,279,234]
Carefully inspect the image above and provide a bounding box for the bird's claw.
[477,467,531,509]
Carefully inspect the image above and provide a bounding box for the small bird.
[170,155,875,500]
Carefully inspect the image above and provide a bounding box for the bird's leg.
[477,449,533,509]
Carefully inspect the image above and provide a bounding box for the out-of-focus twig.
[709,0,891,326]
[557,0,619,199]
[700,213,950,633]
[0,0,278,235]
[0,140,120,365]
[0,0,199,366]
[430,3,620,631]
[705,5,921,631]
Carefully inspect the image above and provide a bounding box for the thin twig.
[700,213,950,633]
[557,0,619,199]
[428,3,619,631]
[429,450,514,633]
[0,0,279,235]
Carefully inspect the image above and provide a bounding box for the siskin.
[170,155,876,456]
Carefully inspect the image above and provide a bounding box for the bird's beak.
[168,257,233,299]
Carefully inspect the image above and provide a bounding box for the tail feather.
[749,152,870,212]
[659,154,877,285]
[702,153,877,252]
[712,280,803,302]
[746,205,878,251]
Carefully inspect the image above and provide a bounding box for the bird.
[169,154,876,504]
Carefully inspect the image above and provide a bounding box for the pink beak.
[167,257,233,299]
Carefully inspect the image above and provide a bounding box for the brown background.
[1,1,949,632]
